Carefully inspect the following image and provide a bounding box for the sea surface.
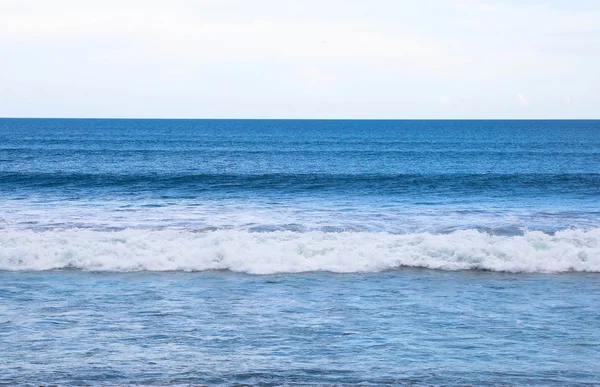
[1,118,599,386]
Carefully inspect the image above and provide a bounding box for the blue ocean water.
[1,119,599,386]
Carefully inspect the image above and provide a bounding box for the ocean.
[1,118,599,386]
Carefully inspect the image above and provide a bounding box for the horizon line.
[1,117,599,121]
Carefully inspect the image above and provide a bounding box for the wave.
[1,228,599,274]
[2,172,600,197]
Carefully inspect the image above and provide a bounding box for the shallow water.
[1,270,599,386]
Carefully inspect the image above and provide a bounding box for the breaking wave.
[1,228,599,274]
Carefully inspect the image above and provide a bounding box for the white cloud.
[0,0,598,118]
[456,1,501,13]
[295,65,336,84]
[518,94,528,107]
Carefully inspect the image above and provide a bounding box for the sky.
[0,0,599,118]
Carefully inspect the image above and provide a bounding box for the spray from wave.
[1,228,599,274]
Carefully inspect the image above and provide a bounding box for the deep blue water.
[1,119,599,386]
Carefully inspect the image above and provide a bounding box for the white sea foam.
[1,229,599,274]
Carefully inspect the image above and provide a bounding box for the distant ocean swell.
[1,228,599,273]
[2,172,600,196]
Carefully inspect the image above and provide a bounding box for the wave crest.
[1,229,599,274]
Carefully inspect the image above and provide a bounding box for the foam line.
[1,229,599,274]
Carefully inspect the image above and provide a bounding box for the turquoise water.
[1,119,599,385]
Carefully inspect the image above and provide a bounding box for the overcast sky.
[1,0,598,118]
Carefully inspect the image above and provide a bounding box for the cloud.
[456,1,500,13]
[0,0,598,118]
[518,94,528,107]
[0,3,456,66]
[456,0,600,33]
[295,65,336,84]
